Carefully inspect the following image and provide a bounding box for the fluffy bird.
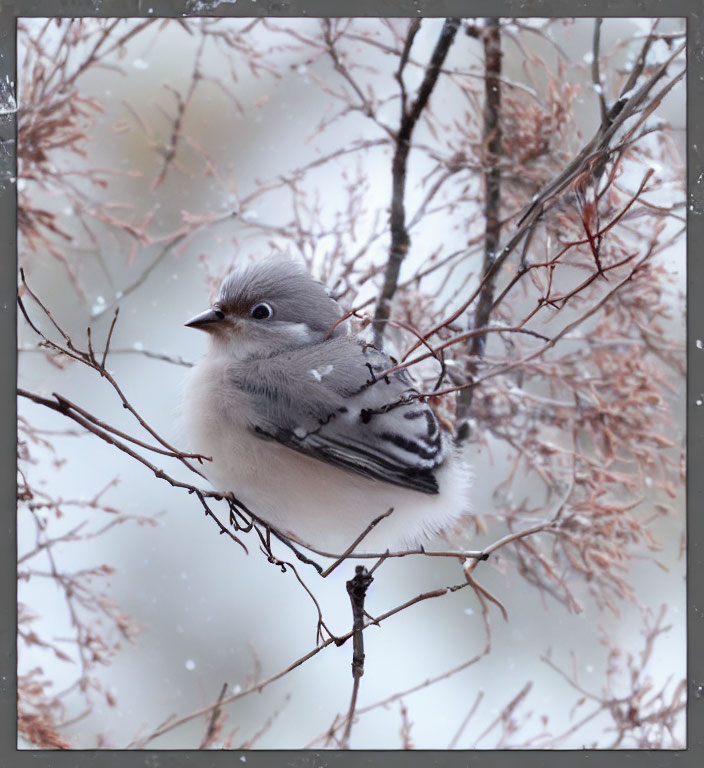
[181,259,470,555]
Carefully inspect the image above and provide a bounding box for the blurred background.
[16,16,686,749]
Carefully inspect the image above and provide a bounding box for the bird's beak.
[184,308,224,330]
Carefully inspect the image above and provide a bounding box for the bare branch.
[373,18,461,346]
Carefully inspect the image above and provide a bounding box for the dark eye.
[250,302,273,320]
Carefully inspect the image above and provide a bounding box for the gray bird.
[181,259,470,555]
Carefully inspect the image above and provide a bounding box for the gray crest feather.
[219,258,344,337]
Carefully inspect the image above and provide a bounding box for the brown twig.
[199,682,228,749]
[373,18,461,346]
[456,18,504,434]
[340,566,374,748]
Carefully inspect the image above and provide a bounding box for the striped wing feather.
[228,337,445,494]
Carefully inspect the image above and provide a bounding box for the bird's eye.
[213,308,225,320]
[250,302,273,320]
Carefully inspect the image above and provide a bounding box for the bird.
[181,258,470,556]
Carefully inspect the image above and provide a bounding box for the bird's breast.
[182,357,259,482]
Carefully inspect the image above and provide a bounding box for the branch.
[129,577,472,748]
[591,18,609,128]
[198,682,228,749]
[18,270,207,479]
[340,566,374,748]
[400,39,685,368]
[17,387,248,552]
[372,18,460,346]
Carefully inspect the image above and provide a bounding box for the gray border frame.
[2,1,700,766]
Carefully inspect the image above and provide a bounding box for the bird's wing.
[226,337,445,494]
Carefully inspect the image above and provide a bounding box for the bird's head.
[185,259,347,358]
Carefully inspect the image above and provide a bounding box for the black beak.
[185,307,224,329]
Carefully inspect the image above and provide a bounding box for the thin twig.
[199,682,228,749]
[320,508,394,578]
